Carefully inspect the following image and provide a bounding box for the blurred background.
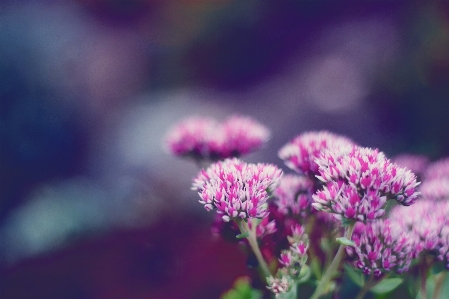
[1,1,449,298]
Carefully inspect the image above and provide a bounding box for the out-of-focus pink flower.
[392,154,430,177]
[215,115,270,159]
[165,116,217,158]
[312,146,420,222]
[346,219,414,276]
[419,177,449,201]
[273,174,314,216]
[278,131,355,176]
[248,216,277,238]
[192,158,282,221]
[166,115,270,161]
[424,157,449,180]
[439,226,449,269]
[389,199,449,261]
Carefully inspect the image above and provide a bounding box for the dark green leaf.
[343,264,364,287]
[370,278,403,294]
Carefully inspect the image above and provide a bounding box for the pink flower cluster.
[278,131,355,176]
[312,146,420,222]
[166,115,269,160]
[192,158,282,222]
[346,219,414,276]
[268,224,309,296]
[389,199,449,266]
[419,177,449,201]
[423,157,449,180]
[273,174,314,216]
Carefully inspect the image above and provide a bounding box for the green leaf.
[343,264,364,287]
[336,237,356,246]
[220,277,262,299]
[370,278,403,294]
[236,232,250,239]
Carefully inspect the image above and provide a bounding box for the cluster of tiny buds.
[346,219,414,276]
[166,115,269,161]
[278,131,355,176]
[192,158,282,221]
[266,276,291,298]
[312,145,420,222]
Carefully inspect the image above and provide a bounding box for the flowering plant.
[166,115,449,299]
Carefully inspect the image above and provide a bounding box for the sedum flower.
[273,174,314,216]
[267,276,291,297]
[278,131,355,176]
[423,157,449,180]
[312,146,420,222]
[419,177,449,201]
[165,116,217,158]
[166,115,270,161]
[192,158,282,222]
[346,219,414,276]
[215,115,270,159]
[389,199,449,260]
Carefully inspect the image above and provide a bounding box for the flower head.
[389,199,449,259]
[346,219,414,276]
[166,115,270,161]
[274,174,314,216]
[424,157,449,180]
[192,158,282,221]
[215,115,270,158]
[165,116,217,158]
[278,131,355,176]
[267,276,291,297]
[312,146,420,222]
[419,177,449,201]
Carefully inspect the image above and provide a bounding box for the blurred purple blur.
[1,1,449,298]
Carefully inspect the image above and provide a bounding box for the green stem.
[236,219,272,280]
[420,257,431,299]
[354,273,374,299]
[309,223,355,299]
[432,271,447,299]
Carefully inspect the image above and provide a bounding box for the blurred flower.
[389,199,449,261]
[165,116,218,159]
[419,177,449,201]
[192,158,282,221]
[423,157,449,180]
[166,115,269,161]
[273,174,314,216]
[312,146,420,222]
[391,154,430,177]
[278,131,355,176]
[346,219,414,276]
[216,115,270,159]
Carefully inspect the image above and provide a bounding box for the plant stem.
[354,274,374,299]
[237,219,272,280]
[420,257,431,299]
[432,271,447,299]
[309,223,356,299]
